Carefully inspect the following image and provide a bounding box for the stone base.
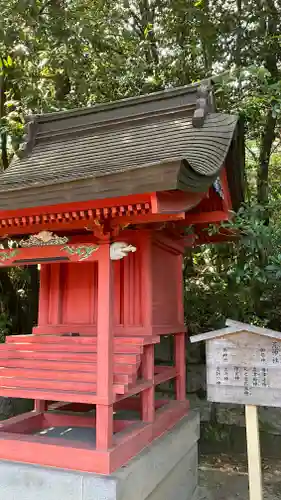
[0,410,199,500]
[193,486,212,500]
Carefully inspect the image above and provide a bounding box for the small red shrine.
[0,81,244,474]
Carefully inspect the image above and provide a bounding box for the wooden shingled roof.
[0,80,245,211]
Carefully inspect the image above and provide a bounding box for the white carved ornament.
[110,242,137,261]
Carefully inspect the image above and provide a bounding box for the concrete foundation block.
[0,410,199,500]
[192,486,212,500]
[145,444,197,500]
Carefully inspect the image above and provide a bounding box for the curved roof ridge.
[28,81,207,123]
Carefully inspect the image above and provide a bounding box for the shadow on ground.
[199,455,281,500]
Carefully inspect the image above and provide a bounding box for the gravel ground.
[199,455,281,500]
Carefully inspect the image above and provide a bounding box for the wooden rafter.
[0,202,152,236]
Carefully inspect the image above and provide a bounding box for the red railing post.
[34,400,46,413]
[141,344,155,422]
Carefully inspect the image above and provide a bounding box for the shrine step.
[0,349,140,365]
[0,358,138,375]
[0,334,160,403]
[0,386,100,404]
[0,376,127,394]
[2,342,143,354]
[7,335,160,346]
[0,367,134,385]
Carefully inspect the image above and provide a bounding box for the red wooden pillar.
[174,249,186,400]
[142,232,153,335]
[96,243,114,450]
[35,265,50,413]
[174,333,186,400]
[34,400,46,413]
[140,232,155,422]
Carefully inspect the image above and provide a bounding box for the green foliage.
[0,0,281,336]
[185,201,281,334]
[202,422,231,445]
[0,313,12,342]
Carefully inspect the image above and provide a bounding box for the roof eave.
[0,160,184,211]
[190,318,281,343]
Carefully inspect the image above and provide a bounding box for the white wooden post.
[245,405,263,500]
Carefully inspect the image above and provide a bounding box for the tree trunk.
[139,0,159,68]
[200,0,213,74]
[0,71,8,171]
[128,0,159,77]
[257,110,276,204]
[256,0,279,205]
[235,0,243,99]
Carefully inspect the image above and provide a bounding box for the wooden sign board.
[190,319,281,408]
[190,319,278,500]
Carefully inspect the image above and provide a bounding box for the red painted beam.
[0,218,94,237]
[184,210,230,224]
[0,243,101,267]
[154,366,177,385]
[0,193,152,219]
[0,431,110,474]
[115,380,152,402]
[111,212,185,227]
[0,411,43,434]
[48,402,93,412]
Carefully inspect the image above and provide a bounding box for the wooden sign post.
[245,405,263,500]
[190,319,281,500]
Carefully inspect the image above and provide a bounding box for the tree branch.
[246,144,258,163]
[271,139,281,156]
[256,0,279,204]
[258,108,276,203]
[0,66,8,171]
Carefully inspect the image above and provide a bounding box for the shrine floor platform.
[35,425,98,443]
[33,408,142,444]
[0,410,199,500]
